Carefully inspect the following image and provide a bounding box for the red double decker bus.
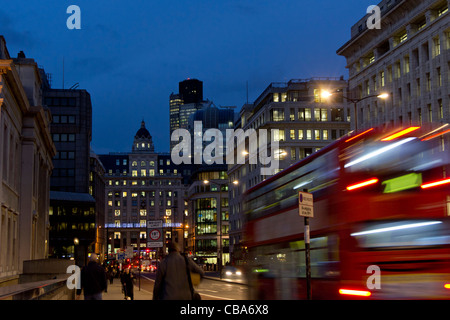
[243,125,450,299]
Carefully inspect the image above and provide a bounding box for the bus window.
[351,219,450,249]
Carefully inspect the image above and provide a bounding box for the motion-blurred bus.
[243,125,450,299]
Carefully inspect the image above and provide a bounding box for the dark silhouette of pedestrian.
[121,267,136,300]
[76,253,107,300]
[153,242,204,300]
[107,267,114,285]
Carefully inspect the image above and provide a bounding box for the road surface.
[137,271,248,300]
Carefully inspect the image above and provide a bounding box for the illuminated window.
[298,108,311,121]
[290,109,295,121]
[290,129,296,140]
[122,192,127,197]
[438,5,448,16]
[314,89,321,103]
[141,169,146,177]
[132,161,137,167]
[404,56,410,74]
[149,169,155,176]
[306,130,312,140]
[437,68,442,86]
[314,108,328,121]
[298,130,304,140]
[141,161,146,167]
[273,129,285,141]
[399,31,407,43]
[115,209,120,216]
[140,209,147,216]
[314,130,320,140]
[271,109,285,121]
[166,209,172,216]
[132,170,138,177]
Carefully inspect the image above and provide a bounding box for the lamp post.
[322,90,389,131]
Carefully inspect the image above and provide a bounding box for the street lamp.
[322,90,389,131]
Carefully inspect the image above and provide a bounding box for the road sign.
[117,252,125,260]
[149,229,161,241]
[298,191,314,218]
[148,220,163,248]
[148,220,163,229]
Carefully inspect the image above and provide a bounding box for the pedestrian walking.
[76,253,107,300]
[121,267,136,300]
[153,242,204,300]
[107,267,114,285]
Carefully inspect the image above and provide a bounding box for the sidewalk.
[102,280,153,300]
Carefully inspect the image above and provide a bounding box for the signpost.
[299,190,313,300]
[147,220,163,248]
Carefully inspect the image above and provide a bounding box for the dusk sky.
[1,0,374,154]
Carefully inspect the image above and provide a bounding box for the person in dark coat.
[121,267,136,300]
[76,253,107,300]
[153,242,204,300]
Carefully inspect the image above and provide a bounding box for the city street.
[0,0,449,304]
[136,271,248,300]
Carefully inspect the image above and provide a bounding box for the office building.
[337,0,449,131]
[187,164,229,270]
[44,79,103,265]
[170,79,208,151]
[179,78,203,104]
[100,121,188,259]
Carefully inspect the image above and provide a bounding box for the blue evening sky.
[1,0,374,154]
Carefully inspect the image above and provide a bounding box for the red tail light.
[421,178,450,189]
[339,288,372,297]
[345,128,374,143]
[346,178,379,191]
[381,127,420,141]
[421,128,450,141]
